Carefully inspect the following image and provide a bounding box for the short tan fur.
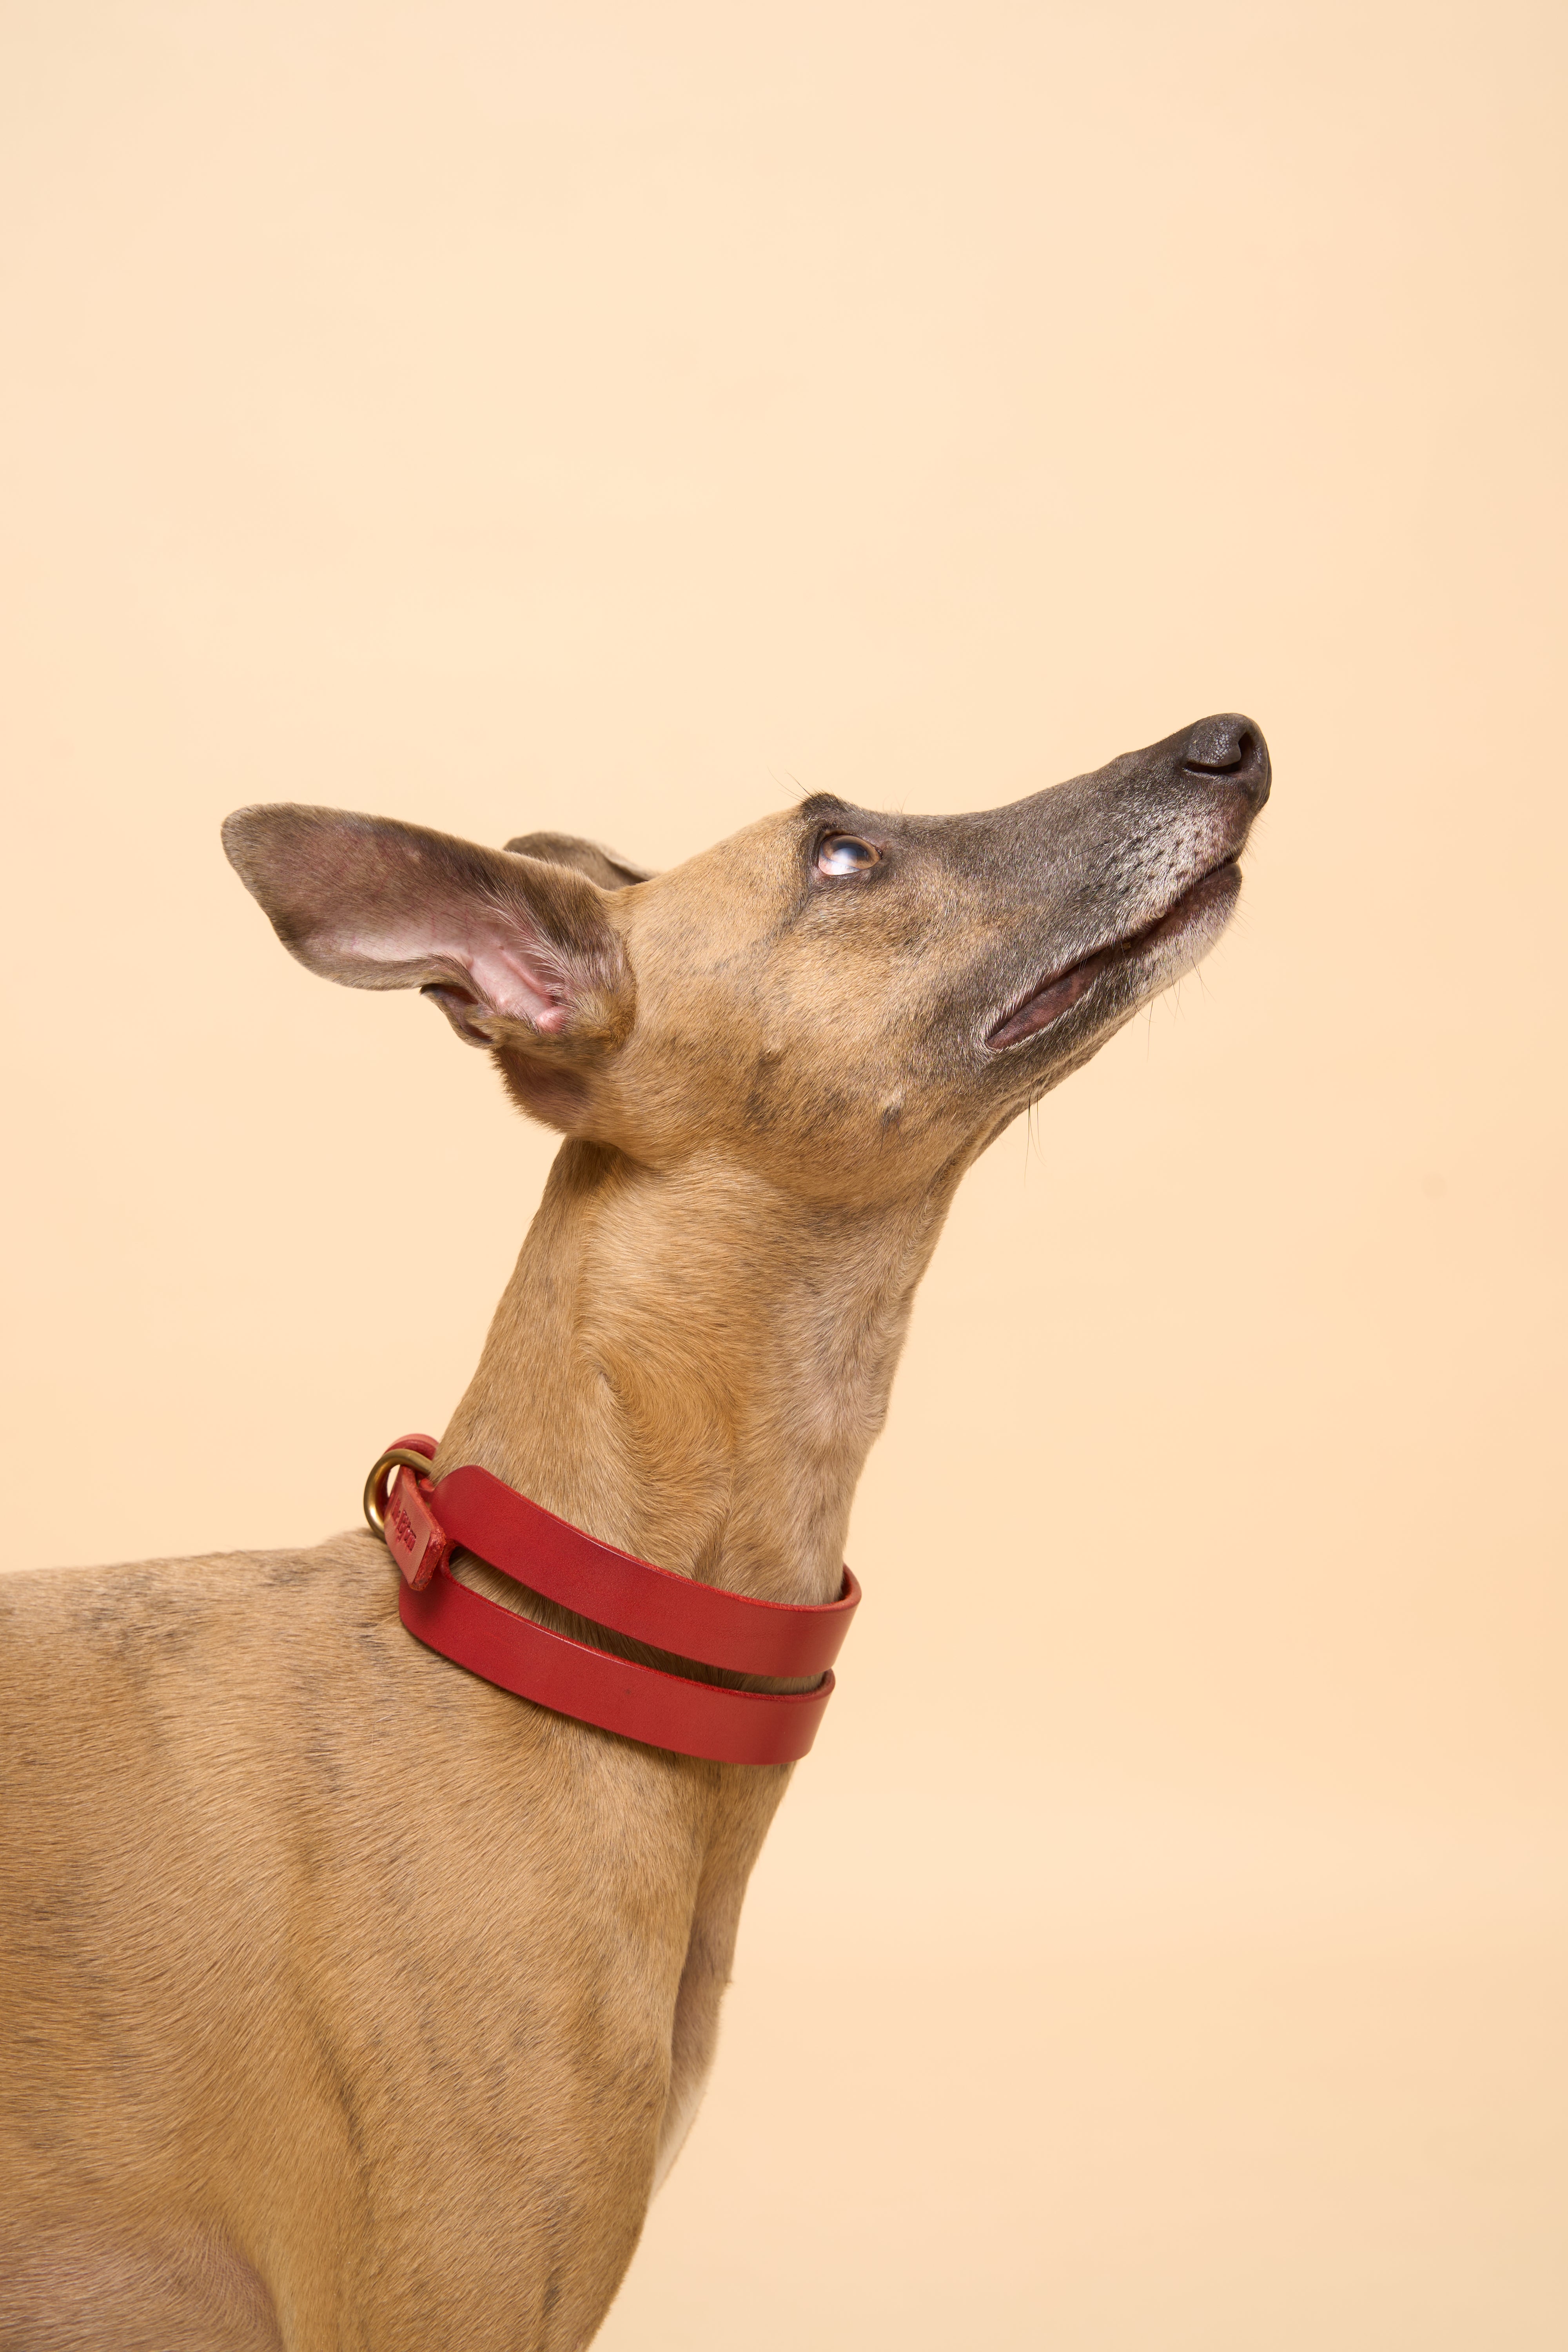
[0,714,1269,2350]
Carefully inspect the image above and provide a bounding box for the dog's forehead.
[617,791,1039,975]
[669,792,989,875]
[789,789,1058,865]
[620,802,808,915]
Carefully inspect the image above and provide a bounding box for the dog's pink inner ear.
[332,914,574,1032]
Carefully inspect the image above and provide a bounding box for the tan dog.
[1,715,1269,2349]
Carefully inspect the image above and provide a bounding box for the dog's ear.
[503,831,655,889]
[222,805,632,1059]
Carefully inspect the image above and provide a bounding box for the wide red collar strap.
[365,1436,860,1767]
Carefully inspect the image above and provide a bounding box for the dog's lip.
[985,859,1240,1051]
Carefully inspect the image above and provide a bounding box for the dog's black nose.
[1180,713,1270,809]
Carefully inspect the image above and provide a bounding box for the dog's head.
[225,714,1268,1203]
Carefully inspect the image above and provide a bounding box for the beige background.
[3,2,1565,2343]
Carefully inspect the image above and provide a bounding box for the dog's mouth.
[985,860,1241,1051]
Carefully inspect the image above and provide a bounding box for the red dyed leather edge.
[398,1564,834,1766]
[426,1461,858,1679]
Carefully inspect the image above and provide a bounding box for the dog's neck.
[438,1138,955,1608]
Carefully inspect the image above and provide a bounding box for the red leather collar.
[365,1436,859,1766]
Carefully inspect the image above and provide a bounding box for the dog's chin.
[1125,857,1242,993]
[987,860,1241,1051]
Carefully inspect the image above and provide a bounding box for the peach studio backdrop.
[3,3,1565,2345]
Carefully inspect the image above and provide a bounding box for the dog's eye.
[816,834,881,878]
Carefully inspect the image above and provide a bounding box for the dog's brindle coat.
[0,716,1269,2349]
